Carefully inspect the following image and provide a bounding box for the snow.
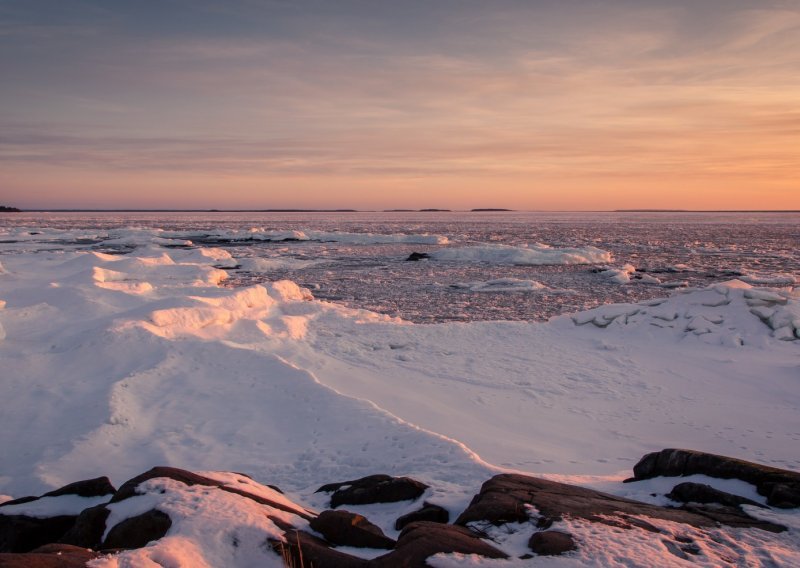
[597,264,636,284]
[0,228,798,566]
[431,244,612,265]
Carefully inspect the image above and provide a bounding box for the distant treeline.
[0,205,21,212]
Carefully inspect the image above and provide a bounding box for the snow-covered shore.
[0,239,798,565]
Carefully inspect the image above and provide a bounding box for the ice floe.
[431,243,612,265]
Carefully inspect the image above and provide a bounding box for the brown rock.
[0,515,76,553]
[630,449,800,508]
[58,505,110,549]
[309,510,395,549]
[455,474,784,533]
[317,475,428,508]
[668,482,765,509]
[370,521,507,567]
[394,503,449,530]
[0,543,100,567]
[529,530,576,556]
[112,466,311,519]
[43,478,115,499]
[102,509,172,550]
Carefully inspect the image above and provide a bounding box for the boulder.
[112,466,311,519]
[370,521,507,567]
[102,509,172,550]
[0,515,76,553]
[111,467,223,503]
[0,477,114,509]
[317,475,428,508]
[455,474,784,533]
[0,543,100,567]
[394,502,449,530]
[58,505,110,549]
[0,477,115,553]
[405,252,430,261]
[528,530,576,556]
[309,510,395,549]
[630,449,800,508]
[668,482,765,509]
[42,478,115,499]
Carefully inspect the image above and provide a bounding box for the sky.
[1,0,799,210]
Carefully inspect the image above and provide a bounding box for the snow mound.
[598,264,637,284]
[431,243,612,265]
[568,280,800,344]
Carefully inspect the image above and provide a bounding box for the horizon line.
[3,208,800,214]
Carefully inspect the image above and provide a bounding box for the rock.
[455,474,784,533]
[272,529,368,568]
[102,509,172,550]
[112,466,311,519]
[394,502,449,530]
[668,482,765,509]
[111,467,222,503]
[42,478,115,499]
[0,543,100,567]
[630,449,800,508]
[317,475,428,508]
[0,477,114,509]
[528,530,576,556]
[58,505,110,549]
[370,521,508,567]
[405,252,430,261]
[0,515,77,553]
[0,476,115,554]
[309,510,395,550]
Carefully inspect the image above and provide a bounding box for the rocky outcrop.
[371,521,508,567]
[309,510,395,549]
[1,451,797,566]
[0,515,77,554]
[394,502,449,530]
[0,544,100,567]
[0,477,115,553]
[668,482,766,509]
[102,509,172,550]
[528,530,576,556]
[455,473,784,533]
[58,505,110,550]
[630,449,800,508]
[317,474,429,508]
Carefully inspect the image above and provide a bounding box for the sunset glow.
[1,1,798,210]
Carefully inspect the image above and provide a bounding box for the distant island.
[419,208,451,212]
[0,205,21,212]
[471,208,513,212]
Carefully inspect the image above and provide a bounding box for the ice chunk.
[451,278,548,292]
[432,243,612,265]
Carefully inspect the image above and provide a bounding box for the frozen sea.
[1,210,797,322]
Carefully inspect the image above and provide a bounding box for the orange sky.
[1,1,798,210]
